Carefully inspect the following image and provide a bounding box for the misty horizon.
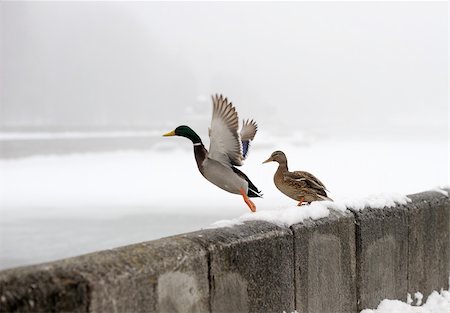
[0,1,447,139]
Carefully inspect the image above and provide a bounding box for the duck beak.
[262,157,273,164]
[163,130,176,137]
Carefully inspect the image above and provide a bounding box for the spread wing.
[208,94,243,166]
[240,119,257,160]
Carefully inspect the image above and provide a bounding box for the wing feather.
[240,119,258,159]
[208,94,243,166]
[285,171,329,192]
[240,119,258,141]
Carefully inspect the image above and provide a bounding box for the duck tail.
[232,166,263,198]
[248,186,263,198]
[317,194,333,201]
[245,176,263,198]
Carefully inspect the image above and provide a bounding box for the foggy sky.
[0,1,447,137]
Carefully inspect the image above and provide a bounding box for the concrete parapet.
[0,189,449,313]
[352,189,450,311]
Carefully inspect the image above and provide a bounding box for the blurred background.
[0,1,448,269]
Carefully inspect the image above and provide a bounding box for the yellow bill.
[163,130,176,137]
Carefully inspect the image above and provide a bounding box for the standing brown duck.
[263,150,332,205]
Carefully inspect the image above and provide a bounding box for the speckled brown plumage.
[263,150,332,205]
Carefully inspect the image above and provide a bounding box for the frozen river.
[0,134,448,270]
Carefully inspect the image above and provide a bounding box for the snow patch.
[342,193,411,212]
[415,292,424,306]
[407,293,413,305]
[210,201,332,228]
[209,193,412,229]
[431,187,449,197]
[361,284,450,313]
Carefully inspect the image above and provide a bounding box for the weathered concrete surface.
[292,209,357,313]
[185,221,295,313]
[0,237,209,313]
[407,190,449,300]
[353,203,409,311]
[0,267,88,313]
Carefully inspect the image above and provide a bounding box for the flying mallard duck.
[163,94,262,212]
[263,150,332,205]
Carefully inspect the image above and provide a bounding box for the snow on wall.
[210,193,411,228]
[361,284,450,313]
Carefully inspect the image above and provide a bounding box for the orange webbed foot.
[240,188,256,212]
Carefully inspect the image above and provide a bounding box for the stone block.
[292,209,357,313]
[353,203,409,311]
[407,190,450,299]
[1,236,209,313]
[185,221,295,313]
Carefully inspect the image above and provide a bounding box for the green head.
[163,125,202,144]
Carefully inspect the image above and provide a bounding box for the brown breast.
[274,166,302,201]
